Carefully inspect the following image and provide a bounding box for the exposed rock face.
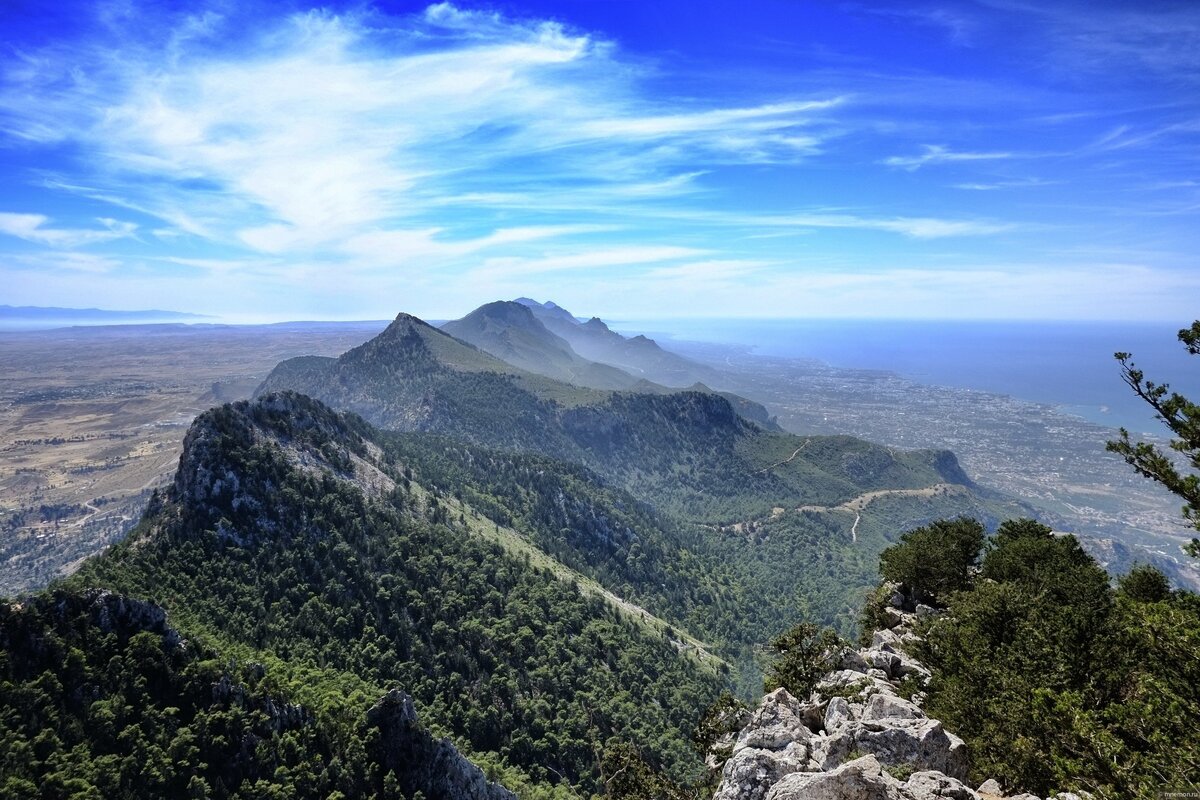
[76,588,182,648]
[711,588,1081,800]
[367,689,516,800]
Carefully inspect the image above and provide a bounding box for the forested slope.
[62,393,726,795]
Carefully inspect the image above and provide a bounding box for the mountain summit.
[441,301,645,390]
[513,298,720,387]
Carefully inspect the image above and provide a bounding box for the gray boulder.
[811,727,857,771]
[767,754,905,800]
[873,629,905,650]
[825,696,852,733]
[841,648,872,673]
[854,718,969,781]
[977,779,1004,797]
[715,743,811,800]
[863,693,926,721]
[736,688,813,751]
[905,770,978,799]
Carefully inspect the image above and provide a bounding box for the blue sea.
[615,319,1200,436]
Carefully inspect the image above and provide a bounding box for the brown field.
[0,321,386,594]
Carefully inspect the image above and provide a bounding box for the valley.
[669,342,1200,589]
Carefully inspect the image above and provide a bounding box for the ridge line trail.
[796,483,961,515]
[756,439,812,474]
[724,483,964,541]
[67,501,102,529]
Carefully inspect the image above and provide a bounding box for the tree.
[763,622,844,699]
[878,517,985,606]
[1117,563,1171,603]
[1107,321,1200,557]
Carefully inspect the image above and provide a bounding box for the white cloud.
[882,144,1014,171]
[757,212,1016,239]
[642,259,766,281]
[951,178,1054,191]
[470,245,706,280]
[341,224,613,265]
[0,3,845,262]
[0,213,137,247]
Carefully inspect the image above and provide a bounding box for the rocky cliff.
[711,589,1087,800]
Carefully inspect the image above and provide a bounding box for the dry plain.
[0,321,386,594]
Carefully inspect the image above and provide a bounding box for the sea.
[614,318,1200,436]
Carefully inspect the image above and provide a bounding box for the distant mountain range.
[513,297,721,388]
[445,299,776,427]
[0,304,210,330]
[256,305,997,523]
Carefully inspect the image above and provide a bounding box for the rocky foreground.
[711,590,1085,800]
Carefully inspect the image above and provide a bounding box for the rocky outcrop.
[367,689,516,800]
[711,588,1083,800]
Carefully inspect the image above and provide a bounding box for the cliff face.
[367,689,516,800]
[711,590,1085,800]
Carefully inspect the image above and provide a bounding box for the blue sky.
[1,0,1197,321]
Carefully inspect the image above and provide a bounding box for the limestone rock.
[905,770,977,799]
[715,743,811,800]
[894,654,932,680]
[977,779,1003,797]
[867,649,902,677]
[714,614,976,800]
[825,696,852,733]
[863,693,926,721]
[811,728,856,771]
[855,718,969,781]
[767,754,905,800]
[841,648,872,673]
[736,688,813,751]
[873,629,904,650]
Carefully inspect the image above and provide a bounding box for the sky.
[0,0,1198,321]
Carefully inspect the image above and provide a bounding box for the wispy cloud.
[0,213,137,247]
[469,245,706,280]
[0,0,1193,321]
[882,144,1014,171]
[642,259,766,281]
[978,0,1200,81]
[951,178,1054,191]
[0,2,845,265]
[773,212,1015,238]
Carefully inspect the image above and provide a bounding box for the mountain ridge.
[514,297,721,388]
[441,301,646,391]
[255,310,982,523]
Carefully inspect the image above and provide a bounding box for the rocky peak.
[368,689,516,800]
[711,589,1086,800]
